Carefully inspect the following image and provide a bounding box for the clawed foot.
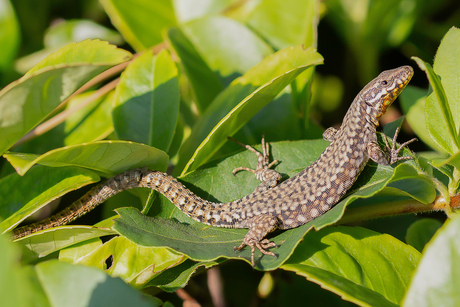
[228,135,280,181]
[234,239,278,268]
[383,126,417,164]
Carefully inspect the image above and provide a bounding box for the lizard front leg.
[229,135,282,193]
[234,214,280,267]
[368,126,417,165]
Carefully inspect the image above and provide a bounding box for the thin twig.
[207,267,226,307]
[176,289,201,307]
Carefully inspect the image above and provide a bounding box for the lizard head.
[361,65,414,125]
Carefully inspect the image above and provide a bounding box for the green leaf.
[431,27,460,135]
[0,0,20,71]
[74,236,186,288]
[167,16,273,111]
[173,0,233,23]
[35,260,158,307]
[63,91,114,146]
[146,259,219,292]
[24,39,131,77]
[15,19,124,74]
[44,19,124,48]
[113,49,179,152]
[282,226,420,307]
[0,166,100,232]
[0,226,48,307]
[412,56,459,154]
[400,86,444,152]
[402,215,460,306]
[405,218,442,252]
[432,151,460,170]
[17,226,116,263]
[113,139,409,270]
[167,26,224,111]
[3,140,169,176]
[100,0,176,51]
[244,0,319,49]
[386,164,437,205]
[59,238,103,263]
[0,40,131,155]
[3,90,114,155]
[177,45,323,174]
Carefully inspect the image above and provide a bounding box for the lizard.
[12,65,415,266]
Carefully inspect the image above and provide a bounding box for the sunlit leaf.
[113,49,179,152]
[0,0,20,71]
[74,236,186,287]
[100,0,176,51]
[412,56,459,154]
[403,215,460,306]
[35,260,158,306]
[0,40,131,155]
[4,140,168,176]
[244,0,318,49]
[400,86,443,152]
[282,226,420,307]
[0,166,100,232]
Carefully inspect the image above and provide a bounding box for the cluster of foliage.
[0,0,459,306]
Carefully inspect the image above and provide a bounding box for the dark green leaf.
[405,218,442,252]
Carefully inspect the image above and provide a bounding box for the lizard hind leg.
[234,214,280,267]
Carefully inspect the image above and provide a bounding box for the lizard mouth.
[379,67,413,114]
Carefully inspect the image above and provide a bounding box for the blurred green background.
[2,0,459,143]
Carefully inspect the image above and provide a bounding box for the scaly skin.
[12,66,415,266]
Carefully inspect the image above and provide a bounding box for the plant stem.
[336,194,460,225]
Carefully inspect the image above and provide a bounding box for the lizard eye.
[381,80,388,86]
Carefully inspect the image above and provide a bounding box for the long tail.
[12,168,217,240]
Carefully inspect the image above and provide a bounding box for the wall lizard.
[12,66,415,266]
